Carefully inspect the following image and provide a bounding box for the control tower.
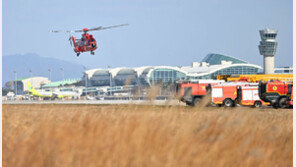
[258,29,278,74]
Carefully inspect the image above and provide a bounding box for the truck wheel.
[233,99,238,107]
[278,97,288,109]
[192,97,200,106]
[254,101,262,108]
[273,103,279,109]
[223,98,233,107]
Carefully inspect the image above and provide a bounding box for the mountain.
[3,53,85,85]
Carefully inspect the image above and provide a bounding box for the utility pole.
[60,68,64,81]
[13,70,17,96]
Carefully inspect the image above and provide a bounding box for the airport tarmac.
[2,100,184,106]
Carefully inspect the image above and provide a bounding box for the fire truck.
[212,82,251,107]
[176,80,224,106]
[237,85,269,108]
[258,80,293,108]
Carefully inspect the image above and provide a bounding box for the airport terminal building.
[83,54,262,87]
[5,77,50,95]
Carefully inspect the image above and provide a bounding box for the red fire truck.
[176,80,224,106]
[237,85,269,108]
[211,82,258,107]
[258,80,293,108]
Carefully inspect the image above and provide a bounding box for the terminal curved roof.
[146,66,187,77]
[110,67,153,77]
[149,66,187,73]
[116,69,137,75]
[134,66,153,76]
[109,67,126,77]
[84,69,103,79]
[93,70,110,76]
[202,53,248,65]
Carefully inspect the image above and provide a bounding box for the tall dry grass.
[3,104,292,167]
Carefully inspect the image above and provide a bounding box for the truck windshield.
[259,83,266,95]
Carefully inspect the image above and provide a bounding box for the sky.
[3,0,293,69]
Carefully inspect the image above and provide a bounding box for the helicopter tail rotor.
[69,37,73,46]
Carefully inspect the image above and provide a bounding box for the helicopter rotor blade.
[86,24,129,32]
[50,30,74,33]
[73,29,84,33]
[50,30,63,33]
[50,24,128,33]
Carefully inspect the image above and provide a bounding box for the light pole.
[48,69,52,82]
[48,69,52,93]
[29,69,33,77]
[13,70,17,96]
[60,68,64,81]
[29,69,33,86]
[108,65,112,95]
[108,65,112,87]
[83,66,88,96]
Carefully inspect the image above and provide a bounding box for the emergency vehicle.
[211,82,258,107]
[176,80,224,106]
[237,85,269,108]
[259,80,293,108]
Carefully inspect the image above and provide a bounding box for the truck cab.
[176,80,224,106]
[258,81,293,108]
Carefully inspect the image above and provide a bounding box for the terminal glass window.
[189,66,260,80]
[209,66,260,78]
[149,68,186,85]
[90,74,111,86]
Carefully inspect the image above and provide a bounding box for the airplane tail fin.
[27,82,38,94]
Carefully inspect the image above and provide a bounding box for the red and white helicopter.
[51,24,128,57]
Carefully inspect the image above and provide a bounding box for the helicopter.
[51,24,128,57]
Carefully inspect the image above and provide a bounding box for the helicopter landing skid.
[76,52,80,57]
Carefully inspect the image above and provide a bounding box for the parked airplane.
[27,82,81,100]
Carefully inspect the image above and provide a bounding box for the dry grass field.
[3,104,292,167]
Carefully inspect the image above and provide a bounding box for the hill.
[3,53,85,85]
